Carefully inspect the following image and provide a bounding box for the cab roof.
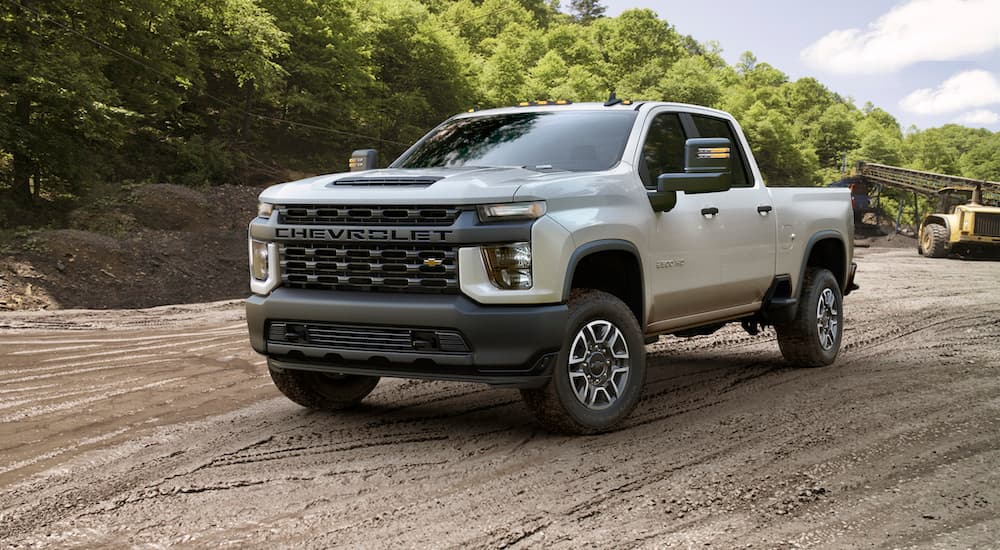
[456,101,736,121]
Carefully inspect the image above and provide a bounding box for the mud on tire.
[775,268,843,368]
[521,289,646,434]
[268,362,379,410]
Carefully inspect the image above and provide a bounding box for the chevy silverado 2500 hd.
[246,101,857,433]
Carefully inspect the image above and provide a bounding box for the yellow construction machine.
[854,163,1000,259]
[918,184,1000,258]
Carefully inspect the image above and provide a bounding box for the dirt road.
[2,248,999,548]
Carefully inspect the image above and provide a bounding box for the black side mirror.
[349,149,378,171]
[648,138,733,212]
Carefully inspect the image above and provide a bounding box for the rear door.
[687,113,776,306]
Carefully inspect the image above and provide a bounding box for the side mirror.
[648,138,733,212]
[349,149,378,172]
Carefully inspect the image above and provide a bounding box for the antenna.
[604,91,622,107]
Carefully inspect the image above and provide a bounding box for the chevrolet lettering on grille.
[274,227,454,242]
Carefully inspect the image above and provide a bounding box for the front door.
[640,110,731,320]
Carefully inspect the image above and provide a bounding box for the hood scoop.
[329,176,443,187]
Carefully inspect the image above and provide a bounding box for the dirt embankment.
[1,184,263,310]
[1,248,999,548]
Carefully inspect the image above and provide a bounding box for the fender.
[562,239,645,326]
[794,230,849,300]
[920,215,951,237]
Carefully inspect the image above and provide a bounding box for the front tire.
[521,289,646,434]
[775,268,843,367]
[269,362,379,410]
[921,224,948,258]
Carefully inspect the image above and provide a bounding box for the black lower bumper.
[246,288,568,388]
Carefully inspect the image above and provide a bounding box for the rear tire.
[269,362,379,410]
[521,289,646,434]
[775,268,843,368]
[921,224,948,258]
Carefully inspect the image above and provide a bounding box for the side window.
[639,113,686,189]
[690,115,753,187]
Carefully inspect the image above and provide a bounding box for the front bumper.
[246,288,568,388]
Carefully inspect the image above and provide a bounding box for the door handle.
[701,207,719,217]
[757,205,773,214]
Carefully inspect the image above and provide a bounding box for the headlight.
[258,202,274,218]
[477,201,545,223]
[482,243,532,289]
[250,239,269,281]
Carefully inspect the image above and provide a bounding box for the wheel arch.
[796,231,850,299]
[920,214,951,234]
[563,240,645,327]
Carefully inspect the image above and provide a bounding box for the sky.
[601,0,1000,132]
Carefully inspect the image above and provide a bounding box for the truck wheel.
[521,289,646,434]
[775,268,843,367]
[921,224,948,258]
[268,363,379,410]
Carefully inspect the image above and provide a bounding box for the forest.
[3,0,999,224]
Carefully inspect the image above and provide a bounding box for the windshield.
[940,190,973,213]
[393,110,639,172]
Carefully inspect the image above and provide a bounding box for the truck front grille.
[279,242,458,294]
[973,213,1000,237]
[267,321,470,354]
[276,204,461,226]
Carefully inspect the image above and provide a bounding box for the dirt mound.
[131,184,212,230]
[0,184,264,310]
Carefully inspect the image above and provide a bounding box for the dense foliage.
[2,0,998,214]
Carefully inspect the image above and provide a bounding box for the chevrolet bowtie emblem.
[423,258,444,267]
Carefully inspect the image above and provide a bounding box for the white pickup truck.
[246,100,857,433]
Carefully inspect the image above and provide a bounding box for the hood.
[259,167,584,205]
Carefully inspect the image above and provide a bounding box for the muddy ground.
[1,247,999,548]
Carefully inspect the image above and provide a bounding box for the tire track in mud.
[0,338,248,382]
[0,377,145,412]
[0,377,187,423]
[207,432,451,467]
[841,313,991,354]
[0,326,244,346]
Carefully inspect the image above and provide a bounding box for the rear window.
[691,115,752,187]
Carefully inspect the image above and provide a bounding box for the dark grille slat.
[974,213,1000,238]
[280,242,458,294]
[276,204,461,226]
[267,321,470,354]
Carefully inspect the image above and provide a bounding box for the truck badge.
[655,259,685,269]
[423,258,444,267]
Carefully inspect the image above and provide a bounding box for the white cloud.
[955,109,1000,125]
[801,0,1000,75]
[900,70,1000,114]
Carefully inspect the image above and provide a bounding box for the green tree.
[658,55,722,106]
[594,9,684,98]
[354,0,476,157]
[811,103,859,169]
[570,0,606,23]
[958,133,1000,181]
[741,102,820,186]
